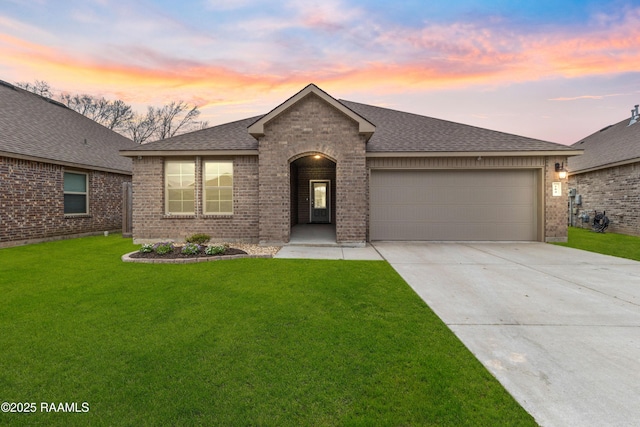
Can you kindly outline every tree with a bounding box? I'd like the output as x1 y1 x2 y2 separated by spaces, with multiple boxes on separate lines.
153 101 202 140
14 80 52 98
58 93 134 132
126 107 159 145
16 80 207 143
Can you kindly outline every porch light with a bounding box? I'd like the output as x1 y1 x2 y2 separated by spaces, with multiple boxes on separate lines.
314 155 321 159
555 162 568 179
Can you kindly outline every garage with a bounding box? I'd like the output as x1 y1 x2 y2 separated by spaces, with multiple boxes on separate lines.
370 169 539 241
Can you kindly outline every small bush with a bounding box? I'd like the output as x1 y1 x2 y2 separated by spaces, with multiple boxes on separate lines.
186 233 211 245
153 242 174 255
181 242 201 255
205 245 226 256
139 244 154 253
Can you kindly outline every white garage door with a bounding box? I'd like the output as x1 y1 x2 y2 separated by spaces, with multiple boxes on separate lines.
370 169 538 241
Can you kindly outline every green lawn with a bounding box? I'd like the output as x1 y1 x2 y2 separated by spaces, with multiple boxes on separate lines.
0 236 535 426
553 226 640 261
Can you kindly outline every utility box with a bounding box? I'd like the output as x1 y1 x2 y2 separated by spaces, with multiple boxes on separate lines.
575 194 582 205
568 188 577 197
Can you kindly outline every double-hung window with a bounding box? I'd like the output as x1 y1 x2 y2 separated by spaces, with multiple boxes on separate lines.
203 161 233 215
64 171 88 215
165 161 195 214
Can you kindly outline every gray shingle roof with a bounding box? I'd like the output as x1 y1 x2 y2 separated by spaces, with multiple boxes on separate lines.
129 115 263 151
0 81 136 174
122 90 578 155
569 117 640 173
341 100 576 153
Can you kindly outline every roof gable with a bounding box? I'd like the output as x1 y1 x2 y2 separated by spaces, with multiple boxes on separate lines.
122 83 581 156
569 116 640 173
0 80 137 174
248 84 375 140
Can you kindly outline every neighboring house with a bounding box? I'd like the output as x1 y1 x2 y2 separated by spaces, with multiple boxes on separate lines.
120 84 581 245
0 80 138 248
568 105 640 236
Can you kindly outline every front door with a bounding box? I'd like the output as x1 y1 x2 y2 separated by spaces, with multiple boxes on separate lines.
310 180 330 223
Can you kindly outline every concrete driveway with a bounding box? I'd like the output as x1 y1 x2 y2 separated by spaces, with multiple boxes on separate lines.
373 242 640 427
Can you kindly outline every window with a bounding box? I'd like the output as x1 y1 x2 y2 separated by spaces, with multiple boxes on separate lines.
203 161 233 214
165 161 195 214
64 172 88 215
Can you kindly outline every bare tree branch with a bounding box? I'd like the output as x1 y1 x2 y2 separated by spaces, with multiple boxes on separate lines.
14 80 52 98
17 80 207 144
126 107 158 144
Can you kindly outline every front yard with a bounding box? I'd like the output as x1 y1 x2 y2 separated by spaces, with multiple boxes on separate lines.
0 235 534 426
554 226 640 261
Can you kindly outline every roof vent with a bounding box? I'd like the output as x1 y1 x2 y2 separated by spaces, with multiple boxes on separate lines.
629 104 639 126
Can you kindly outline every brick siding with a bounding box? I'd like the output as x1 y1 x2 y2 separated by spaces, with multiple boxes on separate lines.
545 156 570 242
131 155 260 243
0 156 130 248
257 93 368 244
568 162 640 236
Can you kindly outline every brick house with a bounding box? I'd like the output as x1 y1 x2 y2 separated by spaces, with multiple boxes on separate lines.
0 80 137 248
568 105 640 235
121 84 582 245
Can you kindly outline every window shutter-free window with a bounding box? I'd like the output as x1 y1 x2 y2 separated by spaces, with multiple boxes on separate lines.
64 172 88 214
204 161 233 214
165 161 195 214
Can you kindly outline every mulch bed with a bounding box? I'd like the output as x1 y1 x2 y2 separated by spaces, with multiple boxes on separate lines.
129 247 247 260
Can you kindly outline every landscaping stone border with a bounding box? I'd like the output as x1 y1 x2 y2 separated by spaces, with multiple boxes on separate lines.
121 251 273 264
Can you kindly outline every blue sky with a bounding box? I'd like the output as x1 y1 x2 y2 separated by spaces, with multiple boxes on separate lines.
1 0 640 144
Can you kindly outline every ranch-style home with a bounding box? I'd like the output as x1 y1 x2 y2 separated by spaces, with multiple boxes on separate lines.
121 84 582 245
0 80 137 248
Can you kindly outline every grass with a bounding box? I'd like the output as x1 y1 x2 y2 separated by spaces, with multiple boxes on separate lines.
0 235 535 426
553 226 640 261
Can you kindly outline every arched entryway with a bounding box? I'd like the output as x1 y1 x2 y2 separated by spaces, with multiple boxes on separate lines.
289 154 337 243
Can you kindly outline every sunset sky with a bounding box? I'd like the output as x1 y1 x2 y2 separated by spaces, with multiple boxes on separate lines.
1 0 640 144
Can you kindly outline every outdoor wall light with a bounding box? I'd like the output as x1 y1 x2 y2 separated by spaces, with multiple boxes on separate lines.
314 154 321 159
555 162 568 179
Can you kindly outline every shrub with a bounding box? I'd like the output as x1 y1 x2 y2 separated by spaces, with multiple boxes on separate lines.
181 242 201 255
139 244 154 253
153 242 174 255
186 233 211 245
205 245 226 256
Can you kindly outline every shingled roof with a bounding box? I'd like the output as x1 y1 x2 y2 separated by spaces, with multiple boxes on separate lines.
569 114 640 174
0 81 136 174
124 115 263 153
121 85 579 156
342 100 577 153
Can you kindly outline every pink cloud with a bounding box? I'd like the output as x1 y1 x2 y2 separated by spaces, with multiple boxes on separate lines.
2 4 640 113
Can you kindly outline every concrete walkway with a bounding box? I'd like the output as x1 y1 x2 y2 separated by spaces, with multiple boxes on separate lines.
275 244 383 260
373 242 640 427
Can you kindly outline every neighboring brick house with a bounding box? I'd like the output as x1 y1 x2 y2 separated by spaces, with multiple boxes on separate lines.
568 105 640 236
0 80 138 248
121 84 582 245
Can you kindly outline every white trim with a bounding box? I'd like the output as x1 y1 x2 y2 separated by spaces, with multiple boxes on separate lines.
309 179 331 223
63 170 89 215
202 160 234 215
164 160 196 215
